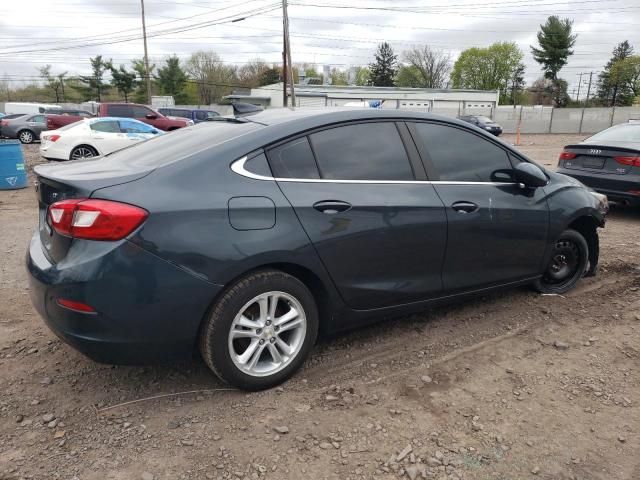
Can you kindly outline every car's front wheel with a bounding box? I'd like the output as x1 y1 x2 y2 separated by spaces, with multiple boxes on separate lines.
199 270 318 390
534 229 589 294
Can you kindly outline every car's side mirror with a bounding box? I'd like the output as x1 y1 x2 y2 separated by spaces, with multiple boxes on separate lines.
145 113 158 119
514 162 548 188
151 129 159 134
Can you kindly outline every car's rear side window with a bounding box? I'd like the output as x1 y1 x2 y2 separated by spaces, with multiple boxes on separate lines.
91 120 120 133
106 105 132 117
309 123 414 180
268 137 320 179
412 123 512 182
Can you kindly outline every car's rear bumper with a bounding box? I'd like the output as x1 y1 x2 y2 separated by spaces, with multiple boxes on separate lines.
26 232 223 364
557 168 640 205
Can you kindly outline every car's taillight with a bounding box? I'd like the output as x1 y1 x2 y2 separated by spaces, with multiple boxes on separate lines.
614 156 640 167
57 298 96 313
559 151 577 161
48 134 61 142
0 120 7 126
48 199 148 241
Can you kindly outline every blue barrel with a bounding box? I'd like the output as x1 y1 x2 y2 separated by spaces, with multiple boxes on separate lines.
0 140 28 190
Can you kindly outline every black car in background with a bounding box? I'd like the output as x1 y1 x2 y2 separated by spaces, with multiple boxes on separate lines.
557 122 640 206
458 115 503 136
158 107 220 123
27 109 606 390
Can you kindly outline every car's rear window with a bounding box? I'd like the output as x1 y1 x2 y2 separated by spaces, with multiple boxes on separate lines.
587 124 640 143
102 121 263 168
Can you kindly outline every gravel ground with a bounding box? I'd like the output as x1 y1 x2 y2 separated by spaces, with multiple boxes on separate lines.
1 135 639 480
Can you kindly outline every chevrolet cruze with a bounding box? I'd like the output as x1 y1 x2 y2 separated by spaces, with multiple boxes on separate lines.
27 109 607 390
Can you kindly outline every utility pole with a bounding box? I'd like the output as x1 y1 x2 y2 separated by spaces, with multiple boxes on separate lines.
579 71 594 134
576 72 583 101
282 21 287 107
283 0 295 107
140 0 152 105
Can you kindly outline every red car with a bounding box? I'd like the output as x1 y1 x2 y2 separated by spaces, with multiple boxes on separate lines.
46 103 192 131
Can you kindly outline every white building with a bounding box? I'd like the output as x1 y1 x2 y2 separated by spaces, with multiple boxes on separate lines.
225 83 500 116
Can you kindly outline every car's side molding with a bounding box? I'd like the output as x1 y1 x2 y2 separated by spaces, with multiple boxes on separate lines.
231 156 518 187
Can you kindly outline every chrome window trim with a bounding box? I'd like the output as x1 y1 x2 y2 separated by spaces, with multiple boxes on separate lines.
231 156 517 187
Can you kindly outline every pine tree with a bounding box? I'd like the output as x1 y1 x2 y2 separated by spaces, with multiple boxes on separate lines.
597 41 634 106
156 56 188 104
531 16 577 80
369 42 398 87
109 65 137 103
77 55 112 101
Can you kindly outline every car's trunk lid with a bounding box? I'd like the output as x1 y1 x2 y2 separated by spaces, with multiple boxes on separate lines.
35 159 154 264
559 143 640 175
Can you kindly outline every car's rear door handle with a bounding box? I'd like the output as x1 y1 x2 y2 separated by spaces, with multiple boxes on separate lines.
451 201 479 214
313 200 352 214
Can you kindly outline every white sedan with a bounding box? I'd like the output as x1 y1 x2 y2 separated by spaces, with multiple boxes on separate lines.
40 117 163 161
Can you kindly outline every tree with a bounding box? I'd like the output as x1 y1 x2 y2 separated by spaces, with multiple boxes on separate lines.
186 51 237 104
529 77 570 106
38 65 66 103
155 55 188 104
77 55 112 101
109 65 137 102
369 42 398 87
350 66 370 86
330 68 348 86
531 16 577 80
396 65 423 88
237 59 270 88
597 41 635 106
131 58 156 104
402 46 451 88
507 63 526 105
259 67 281 86
451 42 523 93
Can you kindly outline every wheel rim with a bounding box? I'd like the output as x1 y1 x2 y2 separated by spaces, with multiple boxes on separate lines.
71 147 95 160
543 239 581 285
228 291 307 377
20 131 32 143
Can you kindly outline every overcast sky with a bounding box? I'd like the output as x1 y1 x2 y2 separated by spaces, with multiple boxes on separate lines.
1 0 639 99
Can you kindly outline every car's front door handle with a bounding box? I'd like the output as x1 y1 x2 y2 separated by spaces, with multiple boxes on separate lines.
451 201 479 214
313 200 352 214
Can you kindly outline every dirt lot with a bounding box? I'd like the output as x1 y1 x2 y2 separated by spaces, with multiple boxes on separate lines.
1 135 639 480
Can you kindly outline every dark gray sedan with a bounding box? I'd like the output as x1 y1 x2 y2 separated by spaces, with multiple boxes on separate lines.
27 109 606 390
2 114 48 143
557 122 640 206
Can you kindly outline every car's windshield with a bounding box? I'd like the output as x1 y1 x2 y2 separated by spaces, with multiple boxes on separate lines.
586 124 640 143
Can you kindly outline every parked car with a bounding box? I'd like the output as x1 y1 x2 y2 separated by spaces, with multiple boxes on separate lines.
557 122 640 206
27 109 607 390
0 113 27 137
46 103 192 131
458 115 503 136
158 107 220 123
2 114 47 143
44 108 95 117
3 102 62 115
40 117 163 161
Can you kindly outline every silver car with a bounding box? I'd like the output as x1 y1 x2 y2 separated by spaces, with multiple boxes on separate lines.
2 114 48 144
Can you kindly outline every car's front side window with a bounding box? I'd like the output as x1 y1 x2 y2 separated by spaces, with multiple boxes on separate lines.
412 123 512 182
309 122 414 181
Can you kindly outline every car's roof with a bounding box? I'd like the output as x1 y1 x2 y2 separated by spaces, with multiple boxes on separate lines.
244 107 471 128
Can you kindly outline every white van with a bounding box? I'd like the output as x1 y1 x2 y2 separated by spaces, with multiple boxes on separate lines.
3 102 62 115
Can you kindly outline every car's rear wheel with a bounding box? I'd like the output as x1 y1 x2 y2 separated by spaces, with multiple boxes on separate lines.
70 145 98 160
18 130 34 144
534 229 588 294
199 270 318 390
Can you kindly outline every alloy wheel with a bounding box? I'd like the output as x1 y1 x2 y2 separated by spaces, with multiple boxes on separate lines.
71 147 96 160
228 291 307 377
19 131 33 144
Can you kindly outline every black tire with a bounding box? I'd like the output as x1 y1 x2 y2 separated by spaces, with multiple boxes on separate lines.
69 145 98 160
533 229 589 294
18 130 34 144
199 270 319 391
